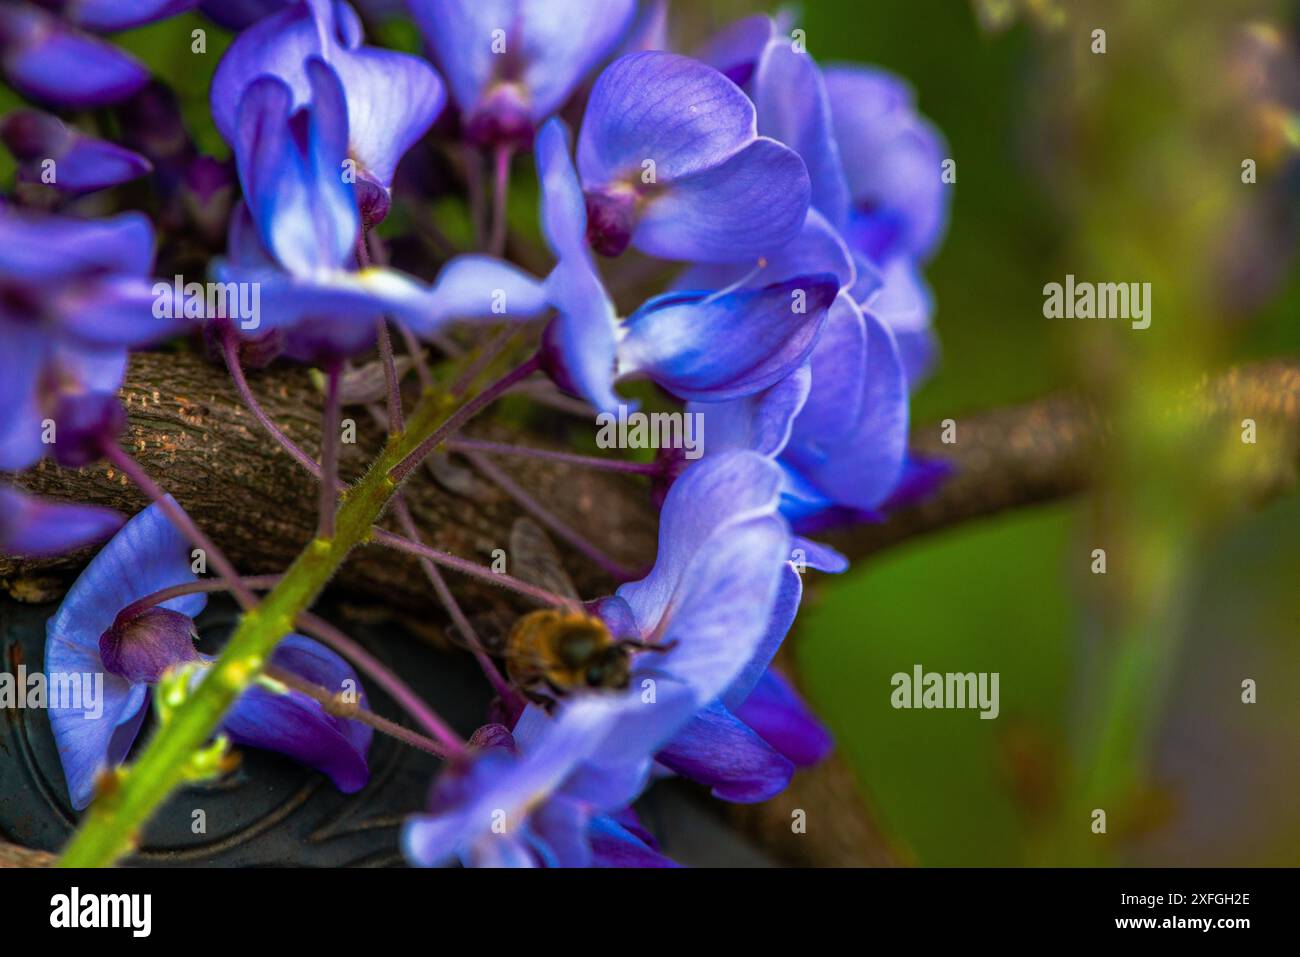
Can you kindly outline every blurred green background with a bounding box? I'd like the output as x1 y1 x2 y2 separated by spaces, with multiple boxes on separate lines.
3 0 1296 866
782 0 1300 866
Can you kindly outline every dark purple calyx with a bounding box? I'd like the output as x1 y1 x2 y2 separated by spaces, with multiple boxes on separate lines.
50 392 126 468
99 606 201 685
181 156 235 243
463 84 534 150
584 186 638 258
537 316 584 399
355 169 390 228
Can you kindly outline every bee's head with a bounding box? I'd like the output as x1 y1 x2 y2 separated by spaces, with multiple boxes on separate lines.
584 644 631 690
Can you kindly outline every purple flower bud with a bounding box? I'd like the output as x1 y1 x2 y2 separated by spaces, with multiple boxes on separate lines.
50 392 125 468
462 83 535 150
99 606 201 684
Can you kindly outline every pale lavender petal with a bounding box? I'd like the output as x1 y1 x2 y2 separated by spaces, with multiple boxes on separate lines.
615 451 783 631
633 137 810 263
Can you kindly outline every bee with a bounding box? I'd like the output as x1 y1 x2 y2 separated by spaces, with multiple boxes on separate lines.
465 518 669 708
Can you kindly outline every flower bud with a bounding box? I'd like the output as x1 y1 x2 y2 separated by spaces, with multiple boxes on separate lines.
99 606 201 685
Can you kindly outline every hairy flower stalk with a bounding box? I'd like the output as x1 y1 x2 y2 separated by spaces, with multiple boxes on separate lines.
220 326 322 478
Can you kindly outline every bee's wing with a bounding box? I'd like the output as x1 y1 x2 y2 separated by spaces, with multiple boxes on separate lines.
453 608 511 658
509 517 581 604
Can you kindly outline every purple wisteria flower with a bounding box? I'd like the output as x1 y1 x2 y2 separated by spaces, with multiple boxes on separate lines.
211 10 446 361
442 118 835 413
577 51 811 261
0 1 195 108
0 486 124 558
404 451 793 866
211 0 445 223
0 209 188 470
45 500 373 810
408 0 638 148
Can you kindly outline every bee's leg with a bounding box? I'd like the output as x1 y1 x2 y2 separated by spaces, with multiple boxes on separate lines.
522 683 559 713
621 638 679 654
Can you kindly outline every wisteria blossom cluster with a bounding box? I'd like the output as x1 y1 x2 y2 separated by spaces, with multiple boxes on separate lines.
0 0 949 867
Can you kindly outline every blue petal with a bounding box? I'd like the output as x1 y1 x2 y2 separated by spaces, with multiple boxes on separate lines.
234 64 359 275
537 118 588 260
792 536 849 573
199 0 287 31
579 52 758 187
55 276 194 349
688 363 811 458
577 52 810 261
529 795 592 867
403 698 629 867
215 253 439 348
633 137 810 263
0 487 124 558
427 255 550 328
0 5 148 108
722 561 802 711
0 210 154 281
650 512 790 709
675 208 856 297
695 14 776 88
784 291 866 448
619 275 835 402
535 118 621 411
753 39 850 229
825 65 949 262
862 257 938 388
785 295 909 510
45 500 206 808
0 322 47 471
657 700 794 802
516 0 638 119
414 0 636 123
405 0 500 115
588 815 678 867
220 634 373 793
734 668 834 767
323 32 444 189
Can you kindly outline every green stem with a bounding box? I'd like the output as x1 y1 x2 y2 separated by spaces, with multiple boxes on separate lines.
58 389 458 867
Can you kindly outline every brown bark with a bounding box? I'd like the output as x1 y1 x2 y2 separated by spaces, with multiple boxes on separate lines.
3 352 1298 867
